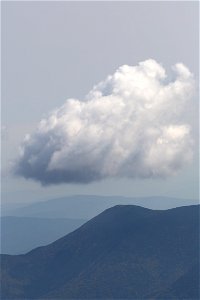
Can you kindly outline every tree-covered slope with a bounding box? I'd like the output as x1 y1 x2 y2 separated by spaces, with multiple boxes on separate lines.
1 205 199 299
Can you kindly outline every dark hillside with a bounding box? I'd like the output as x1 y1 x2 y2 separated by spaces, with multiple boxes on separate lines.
1 205 199 299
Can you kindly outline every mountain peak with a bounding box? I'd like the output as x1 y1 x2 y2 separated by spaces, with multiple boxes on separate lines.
1 204 199 299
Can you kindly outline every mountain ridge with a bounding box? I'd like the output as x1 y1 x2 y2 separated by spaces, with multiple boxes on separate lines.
1 204 199 299
2 195 198 219
0 216 86 254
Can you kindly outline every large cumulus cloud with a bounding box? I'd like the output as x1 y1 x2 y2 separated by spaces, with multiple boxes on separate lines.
14 59 194 185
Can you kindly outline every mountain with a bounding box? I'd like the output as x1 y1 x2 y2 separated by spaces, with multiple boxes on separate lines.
0 217 86 254
2 195 198 219
1 205 199 299
151 264 199 299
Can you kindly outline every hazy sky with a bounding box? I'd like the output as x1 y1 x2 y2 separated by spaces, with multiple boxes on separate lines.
1 1 199 204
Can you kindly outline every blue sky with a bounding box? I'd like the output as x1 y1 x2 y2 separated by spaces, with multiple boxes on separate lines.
1 2 199 204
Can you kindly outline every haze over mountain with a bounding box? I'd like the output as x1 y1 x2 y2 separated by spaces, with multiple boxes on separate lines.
2 195 197 255
1 204 199 299
2 195 198 219
0 217 86 255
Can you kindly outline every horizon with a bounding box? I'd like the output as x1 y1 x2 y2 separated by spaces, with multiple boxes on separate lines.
2 193 199 205
2 194 199 212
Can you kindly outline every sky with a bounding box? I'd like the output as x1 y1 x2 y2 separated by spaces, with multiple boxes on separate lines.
1 1 199 204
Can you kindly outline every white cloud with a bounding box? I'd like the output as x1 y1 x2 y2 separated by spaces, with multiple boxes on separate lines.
14 59 194 184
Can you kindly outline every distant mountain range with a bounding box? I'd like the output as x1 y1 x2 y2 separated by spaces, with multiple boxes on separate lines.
1 204 199 299
0 217 86 254
2 195 198 255
2 195 198 219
